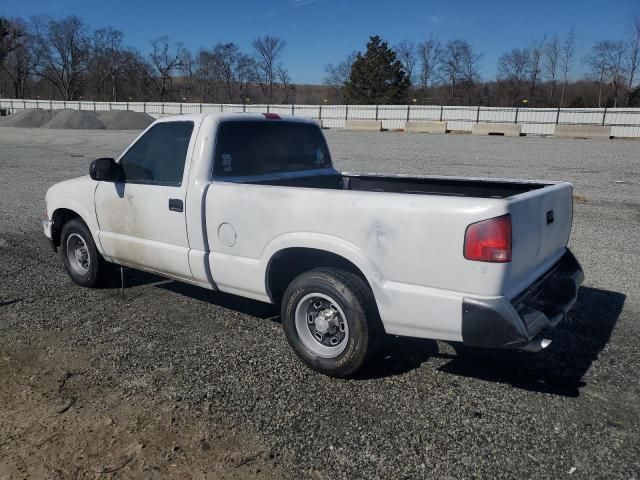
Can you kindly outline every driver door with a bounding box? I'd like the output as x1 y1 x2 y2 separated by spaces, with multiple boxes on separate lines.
95 120 195 280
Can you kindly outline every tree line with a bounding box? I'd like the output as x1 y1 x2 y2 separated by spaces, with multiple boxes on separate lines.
0 16 290 104
327 20 640 107
1 14 639 107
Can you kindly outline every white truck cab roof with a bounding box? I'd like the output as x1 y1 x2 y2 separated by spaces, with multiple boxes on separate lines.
152 112 319 126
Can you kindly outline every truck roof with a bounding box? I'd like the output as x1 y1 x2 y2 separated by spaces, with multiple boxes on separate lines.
153 112 319 126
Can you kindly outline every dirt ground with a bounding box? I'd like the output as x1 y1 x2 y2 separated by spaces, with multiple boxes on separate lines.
0 333 284 479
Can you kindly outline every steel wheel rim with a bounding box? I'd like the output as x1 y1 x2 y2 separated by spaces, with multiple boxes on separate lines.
66 232 90 276
295 293 349 358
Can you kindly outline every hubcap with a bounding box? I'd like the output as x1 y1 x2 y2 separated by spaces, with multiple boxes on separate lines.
66 233 90 276
295 293 349 358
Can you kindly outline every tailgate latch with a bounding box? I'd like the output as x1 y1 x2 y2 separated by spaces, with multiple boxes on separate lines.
546 210 554 224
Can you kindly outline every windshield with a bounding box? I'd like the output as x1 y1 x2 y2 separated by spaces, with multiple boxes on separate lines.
213 120 332 178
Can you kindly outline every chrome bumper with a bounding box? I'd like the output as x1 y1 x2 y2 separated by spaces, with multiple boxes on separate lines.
42 218 57 252
42 218 53 239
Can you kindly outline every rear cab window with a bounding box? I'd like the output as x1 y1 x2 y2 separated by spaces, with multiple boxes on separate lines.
213 120 332 179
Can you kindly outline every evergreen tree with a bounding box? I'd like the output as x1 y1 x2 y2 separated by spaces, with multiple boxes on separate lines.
344 35 410 104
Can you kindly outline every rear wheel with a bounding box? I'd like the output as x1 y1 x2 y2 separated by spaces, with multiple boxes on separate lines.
60 219 112 287
281 267 379 377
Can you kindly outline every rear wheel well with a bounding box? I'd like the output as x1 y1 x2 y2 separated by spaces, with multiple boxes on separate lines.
266 248 374 304
51 209 82 248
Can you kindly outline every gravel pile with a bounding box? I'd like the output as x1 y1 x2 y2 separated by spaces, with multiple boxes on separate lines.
41 109 105 129
0 108 154 130
0 129 638 479
98 110 154 130
0 108 54 127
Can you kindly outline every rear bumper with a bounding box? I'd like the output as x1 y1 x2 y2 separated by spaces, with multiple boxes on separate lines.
461 249 584 351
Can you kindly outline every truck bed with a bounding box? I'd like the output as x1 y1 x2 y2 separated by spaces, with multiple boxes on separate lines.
230 169 573 301
241 172 549 199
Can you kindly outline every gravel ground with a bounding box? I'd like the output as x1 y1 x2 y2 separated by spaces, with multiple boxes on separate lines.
0 127 639 479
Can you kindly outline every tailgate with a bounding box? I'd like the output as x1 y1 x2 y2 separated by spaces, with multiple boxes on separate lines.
505 182 574 299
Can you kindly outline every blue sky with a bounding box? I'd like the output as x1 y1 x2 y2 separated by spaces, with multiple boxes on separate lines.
2 0 637 84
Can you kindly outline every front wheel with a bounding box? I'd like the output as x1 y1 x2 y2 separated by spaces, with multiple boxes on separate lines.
281 267 379 377
60 219 112 288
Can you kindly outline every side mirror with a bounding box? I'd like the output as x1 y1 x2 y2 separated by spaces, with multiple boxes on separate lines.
90 158 119 181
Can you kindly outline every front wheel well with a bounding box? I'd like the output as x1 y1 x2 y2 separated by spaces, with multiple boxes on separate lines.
51 208 82 248
266 248 374 304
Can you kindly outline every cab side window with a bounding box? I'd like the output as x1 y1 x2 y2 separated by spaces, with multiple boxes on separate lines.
119 121 194 186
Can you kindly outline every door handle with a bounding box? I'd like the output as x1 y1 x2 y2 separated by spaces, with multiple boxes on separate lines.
168 198 183 212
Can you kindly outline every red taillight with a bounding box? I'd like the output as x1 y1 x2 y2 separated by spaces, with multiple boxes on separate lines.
464 214 512 263
262 113 281 120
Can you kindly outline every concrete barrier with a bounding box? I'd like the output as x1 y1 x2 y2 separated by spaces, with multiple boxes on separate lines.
554 125 612 139
405 121 447 134
345 120 383 132
472 122 522 137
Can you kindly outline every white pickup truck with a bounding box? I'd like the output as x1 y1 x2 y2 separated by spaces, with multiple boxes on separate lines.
43 113 584 376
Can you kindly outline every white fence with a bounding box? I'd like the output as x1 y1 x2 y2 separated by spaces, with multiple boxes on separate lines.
1 98 639 137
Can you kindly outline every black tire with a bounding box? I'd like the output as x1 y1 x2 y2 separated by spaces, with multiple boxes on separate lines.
60 218 112 288
281 267 380 377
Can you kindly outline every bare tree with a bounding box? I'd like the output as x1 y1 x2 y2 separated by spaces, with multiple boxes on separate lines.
584 42 609 107
30 16 90 100
91 27 135 101
603 41 628 107
90 28 114 100
323 52 356 101
559 29 576 107
192 50 217 101
438 40 466 100
584 41 628 107
1 18 37 98
0 18 10 67
437 40 480 103
395 40 417 84
121 51 156 101
178 46 197 101
498 48 531 105
277 65 292 103
236 54 257 104
528 36 546 100
252 35 286 102
544 35 561 105
459 41 482 104
149 36 182 102
110 50 143 101
211 43 241 102
0 18 19 70
626 17 640 105
417 37 441 101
